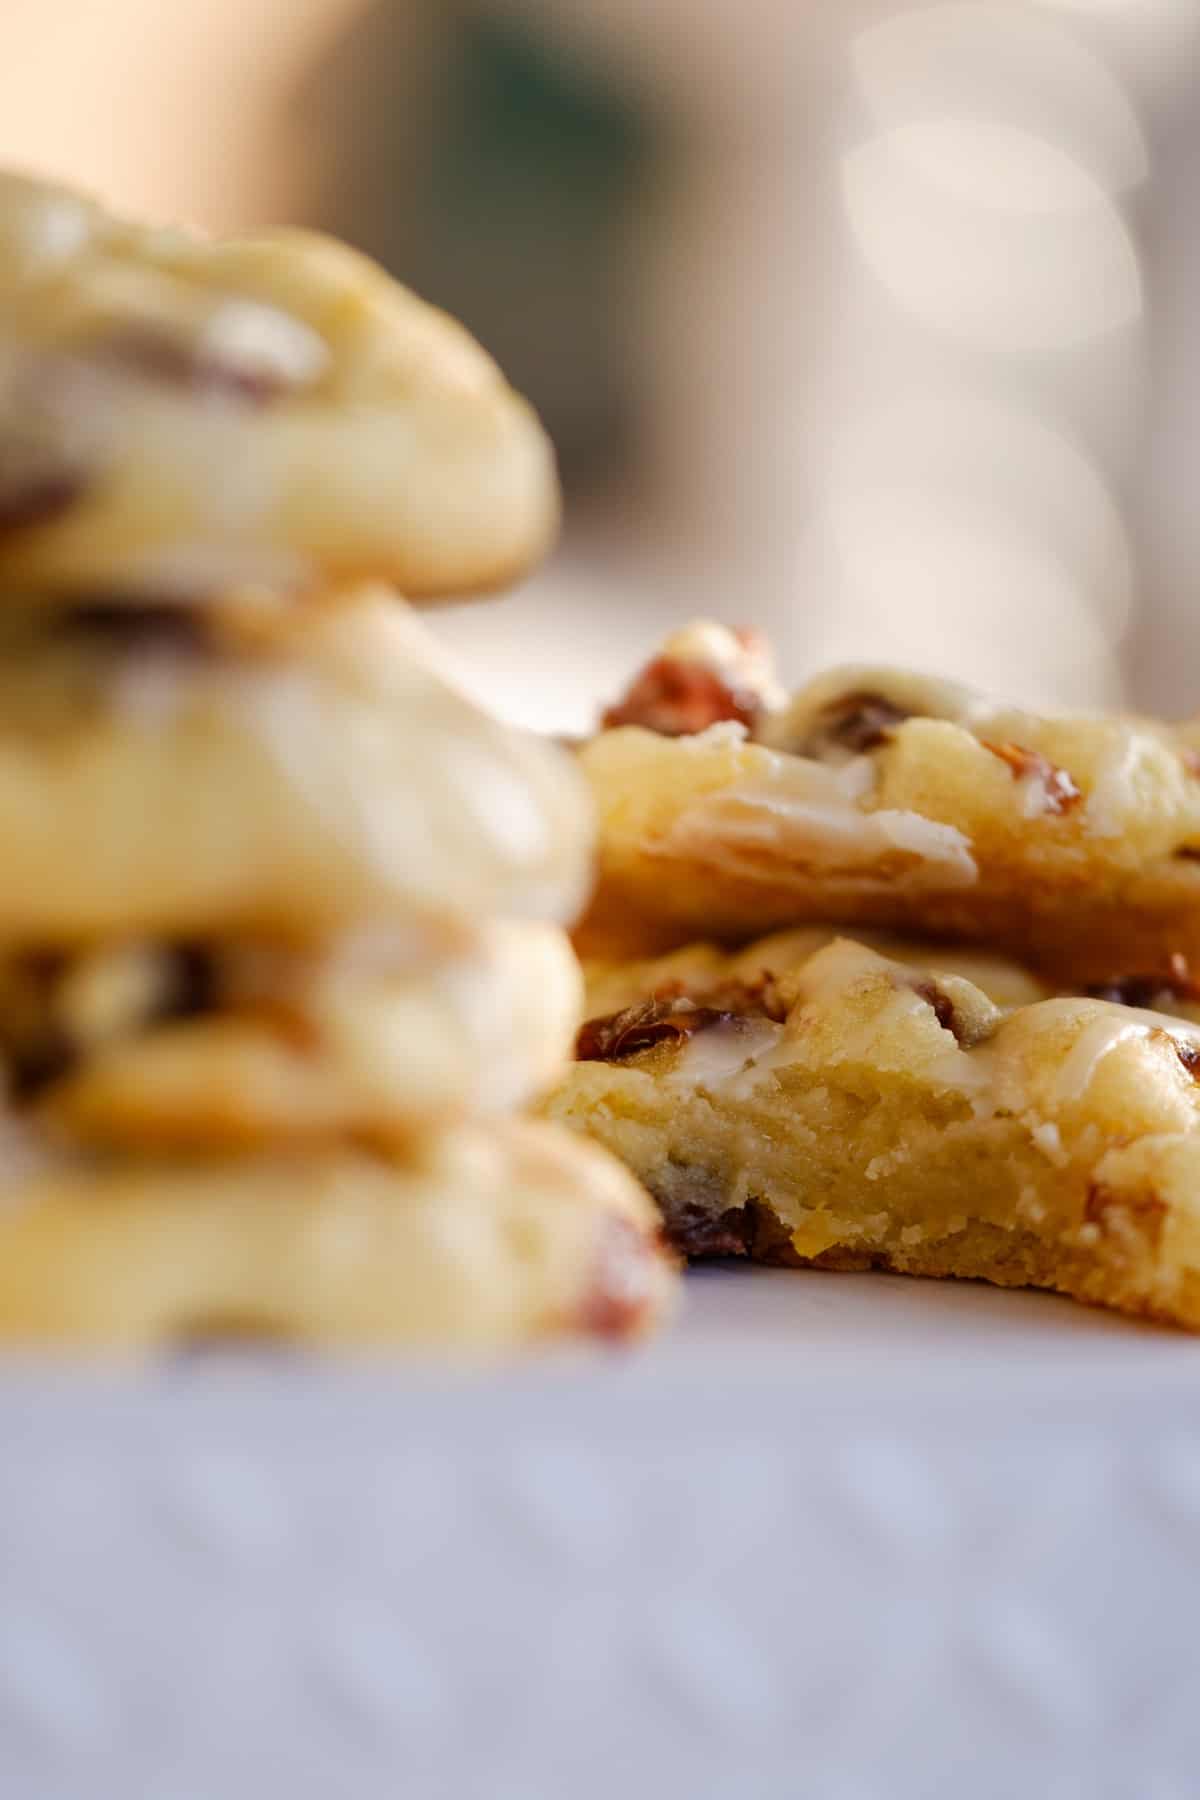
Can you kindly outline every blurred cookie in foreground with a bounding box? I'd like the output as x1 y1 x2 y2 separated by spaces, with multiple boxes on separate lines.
577 622 1200 984
0 169 558 601
0 1118 673 1350
1 921 581 1150
0 169 678 1358
546 936 1200 1329
0 591 590 941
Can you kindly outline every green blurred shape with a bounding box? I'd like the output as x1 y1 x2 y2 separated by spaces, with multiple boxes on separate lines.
410 9 661 488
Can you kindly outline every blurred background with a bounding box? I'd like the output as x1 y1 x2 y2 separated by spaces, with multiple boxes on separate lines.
2 0 1197 728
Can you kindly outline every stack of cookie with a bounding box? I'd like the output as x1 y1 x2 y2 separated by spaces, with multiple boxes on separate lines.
549 622 1200 1329
0 170 674 1348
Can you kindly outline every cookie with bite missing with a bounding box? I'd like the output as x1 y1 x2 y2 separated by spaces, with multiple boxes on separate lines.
576 622 1200 985
0 170 558 601
0 1116 675 1349
546 936 1200 1329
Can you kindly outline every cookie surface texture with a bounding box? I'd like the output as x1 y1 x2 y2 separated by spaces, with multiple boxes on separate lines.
0 171 559 600
547 936 1200 1328
0 593 591 940
0 1118 673 1349
578 628 1200 983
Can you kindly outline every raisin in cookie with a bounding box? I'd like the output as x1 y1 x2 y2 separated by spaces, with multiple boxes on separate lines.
0 1117 674 1349
576 626 1200 984
0 591 589 940
0 170 558 600
0 920 580 1149
546 936 1200 1329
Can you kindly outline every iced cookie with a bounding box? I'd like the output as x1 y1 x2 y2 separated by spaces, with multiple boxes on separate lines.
581 923 1054 1021
0 921 581 1149
547 936 1200 1329
0 591 590 940
577 627 1200 984
0 1116 673 1349
0 170 558 600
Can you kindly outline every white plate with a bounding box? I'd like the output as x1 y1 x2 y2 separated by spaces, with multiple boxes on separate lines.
2 1265 1198 1799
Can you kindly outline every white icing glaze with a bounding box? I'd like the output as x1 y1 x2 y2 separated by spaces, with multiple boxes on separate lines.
962 997 1200 1121
664 753 977 886
788 940 990 1095
23 192 92 270
664 942 1200 1164
203 299 330 389
789 937 894 1001
1090 999 1200 1044
1016 766 1056 819
1052 1014 1145 1103
1082 734 1151 838
1030 1121 1067 1167
870 810 977 881
1006 997 1200 1105
671 1017 784 1088
0 175 94 277
834 755 877 801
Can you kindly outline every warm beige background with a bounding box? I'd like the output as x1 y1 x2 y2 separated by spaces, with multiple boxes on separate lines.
0 0 362 229
0 0 1196 728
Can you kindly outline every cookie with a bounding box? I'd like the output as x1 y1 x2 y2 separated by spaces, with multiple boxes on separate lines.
577 627 1200 983
0 1116 674 1348
0 591 590 940
0 171 559 601
546 937 1200 1329
581 923 1053 1021
0 920 580 1149
580 925 1200 1046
